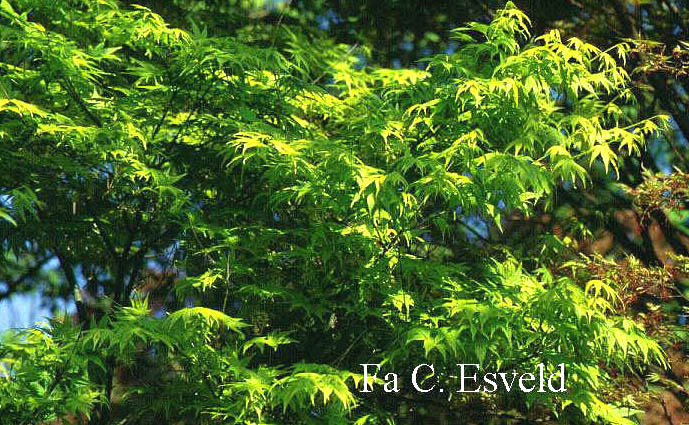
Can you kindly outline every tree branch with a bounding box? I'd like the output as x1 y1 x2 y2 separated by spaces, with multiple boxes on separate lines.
59 78 103 128
0 257 51 301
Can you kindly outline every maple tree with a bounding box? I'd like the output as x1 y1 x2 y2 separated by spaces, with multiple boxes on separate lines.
0 1 683 424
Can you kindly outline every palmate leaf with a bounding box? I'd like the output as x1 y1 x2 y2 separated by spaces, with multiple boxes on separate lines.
273 364 362 413
243 332 296 354
167 307 248 334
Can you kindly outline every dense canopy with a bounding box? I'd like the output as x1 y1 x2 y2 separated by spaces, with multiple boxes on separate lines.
1 1 688 424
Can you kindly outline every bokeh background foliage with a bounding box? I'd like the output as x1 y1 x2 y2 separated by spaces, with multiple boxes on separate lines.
1 0 689 424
